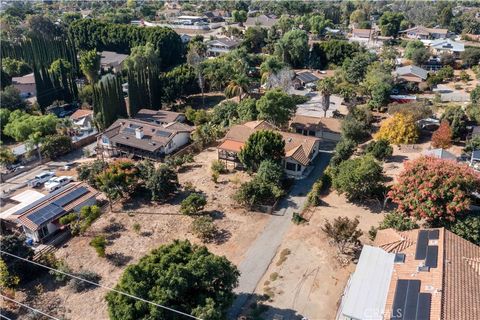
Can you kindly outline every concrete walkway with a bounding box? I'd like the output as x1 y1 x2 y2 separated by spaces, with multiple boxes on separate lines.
228 152 332 319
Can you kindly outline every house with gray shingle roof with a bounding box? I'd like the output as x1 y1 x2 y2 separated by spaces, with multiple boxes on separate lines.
395 65 429 83
97 110 193 160
430 38 465 56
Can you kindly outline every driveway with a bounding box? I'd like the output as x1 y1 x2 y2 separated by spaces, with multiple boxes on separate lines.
1 142 97 195
228 152 332 319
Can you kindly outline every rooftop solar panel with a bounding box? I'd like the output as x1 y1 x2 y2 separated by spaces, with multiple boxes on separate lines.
425 245 438 268
122 127 136 134
415 230 429 260
27 203 65 226
155 130 172 137
428 229 439 240
53 187 89 207
391 279 409 319
403 280 420 320
297 72 319 83
416 293 432 320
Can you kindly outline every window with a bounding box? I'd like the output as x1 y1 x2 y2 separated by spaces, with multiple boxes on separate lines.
295 128 303 134
308 130 316 136
39 225 49 239
102 136 109 144
285 162 297 171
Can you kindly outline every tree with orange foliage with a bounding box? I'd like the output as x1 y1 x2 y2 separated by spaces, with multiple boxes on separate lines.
374 112 419 145
388 156 480 223
96 160 139 209
431 121 452 149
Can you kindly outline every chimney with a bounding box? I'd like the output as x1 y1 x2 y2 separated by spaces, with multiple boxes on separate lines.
135 128 144 139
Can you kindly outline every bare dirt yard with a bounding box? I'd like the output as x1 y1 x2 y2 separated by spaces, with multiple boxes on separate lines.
14 147 270 320
242 192 384 320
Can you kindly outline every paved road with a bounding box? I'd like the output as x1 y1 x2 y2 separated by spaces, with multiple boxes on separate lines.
228 152 332 319
1 142 96 195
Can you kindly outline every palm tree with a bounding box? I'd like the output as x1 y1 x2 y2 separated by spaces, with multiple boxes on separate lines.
26 132 43 162
224 75 250 101
260 56 285 84
186 44 206 108
317 77 335 117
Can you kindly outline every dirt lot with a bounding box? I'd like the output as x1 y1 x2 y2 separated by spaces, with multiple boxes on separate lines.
238 191 383 320
16 148 270 320
382 140 464 182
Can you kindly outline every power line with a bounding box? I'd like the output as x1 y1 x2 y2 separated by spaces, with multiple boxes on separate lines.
0 250 202 320
0 314 13 320
0 294 60 320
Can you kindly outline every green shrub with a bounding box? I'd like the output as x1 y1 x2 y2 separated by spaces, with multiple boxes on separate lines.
211 171 220 183
379 211 419 231
234 178 284 208
190 216 217 242
292 212 307 224
305 179 324 207
59 213 78 225
211 160 226 174
40 135 73 160
49 260 72 283
180 193 207 215
80 205 102 228
330 138 356 167
331 155 386 201
90 235 107 257
132 223 141 233
365 139 393 161
256 160 284 186
68 270 101 292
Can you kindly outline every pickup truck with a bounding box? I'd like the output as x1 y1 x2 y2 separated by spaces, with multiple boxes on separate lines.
28 171 55 188
44 176 73 192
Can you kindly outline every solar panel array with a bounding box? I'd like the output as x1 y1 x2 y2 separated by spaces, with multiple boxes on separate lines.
414 230 439 269
27 203 65 226
415 230 429 260
391 279 432 320
53 187 89 207
297 72 319 83
155 130 172 138
122 127 136 134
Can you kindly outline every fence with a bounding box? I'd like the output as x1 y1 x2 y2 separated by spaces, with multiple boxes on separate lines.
72 134 97 149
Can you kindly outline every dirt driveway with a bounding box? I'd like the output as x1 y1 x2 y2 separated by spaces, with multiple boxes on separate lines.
245 192 384 320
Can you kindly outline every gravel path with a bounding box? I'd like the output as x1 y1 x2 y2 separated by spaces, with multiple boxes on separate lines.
228 152 332 319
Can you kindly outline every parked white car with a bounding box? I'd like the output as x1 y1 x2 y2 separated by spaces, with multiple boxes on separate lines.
44 176 73 192
28 171 55 188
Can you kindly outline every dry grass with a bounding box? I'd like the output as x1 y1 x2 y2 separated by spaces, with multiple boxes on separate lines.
21 148 270 320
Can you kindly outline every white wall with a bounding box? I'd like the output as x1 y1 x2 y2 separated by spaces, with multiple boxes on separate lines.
284 157 306 177
164 132 190 154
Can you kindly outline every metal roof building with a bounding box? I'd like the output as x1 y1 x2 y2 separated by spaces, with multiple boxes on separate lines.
338 245 395 320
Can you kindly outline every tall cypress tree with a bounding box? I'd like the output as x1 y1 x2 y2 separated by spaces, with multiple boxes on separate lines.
93 74 127 129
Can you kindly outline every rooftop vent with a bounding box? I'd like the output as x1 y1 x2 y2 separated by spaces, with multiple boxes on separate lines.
135 128 144 139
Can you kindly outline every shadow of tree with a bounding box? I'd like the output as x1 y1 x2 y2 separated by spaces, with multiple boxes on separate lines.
106 252 133 267
388 154 408 163
103 222 126 233
213 229 231 245
230 293 307 320
207 210 225 220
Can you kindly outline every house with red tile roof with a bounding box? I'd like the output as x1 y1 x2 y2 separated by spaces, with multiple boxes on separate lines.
217 120 321 178
337 228 480 320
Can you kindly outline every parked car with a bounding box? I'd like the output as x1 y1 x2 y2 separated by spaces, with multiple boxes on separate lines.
28 171 55 188
44 176 73 192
